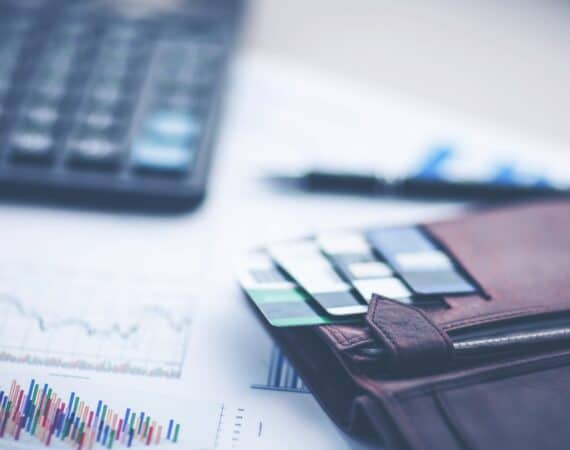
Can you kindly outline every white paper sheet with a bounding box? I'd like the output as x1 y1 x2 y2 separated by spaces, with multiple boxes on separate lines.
0 51 566 450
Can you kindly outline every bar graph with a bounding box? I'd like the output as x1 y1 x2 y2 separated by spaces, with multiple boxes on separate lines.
0 379 262 450
0 262 194 378
0 379 180 449
251 346 309 394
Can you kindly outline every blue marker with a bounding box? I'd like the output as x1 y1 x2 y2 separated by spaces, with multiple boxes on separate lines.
167 419 174 440
123 408 130 432
96 400 102 420
25 379 34 417
67 392 75 417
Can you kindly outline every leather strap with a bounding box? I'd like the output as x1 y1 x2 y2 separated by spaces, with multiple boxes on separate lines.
366 295 454 372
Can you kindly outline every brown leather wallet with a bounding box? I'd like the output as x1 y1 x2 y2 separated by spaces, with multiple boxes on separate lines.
263 200 570 450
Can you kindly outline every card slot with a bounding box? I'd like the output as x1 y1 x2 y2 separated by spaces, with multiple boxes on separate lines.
450 312 570 341
421 202 570 332
419 225 489 300
366 225 479 299
322 299 570 374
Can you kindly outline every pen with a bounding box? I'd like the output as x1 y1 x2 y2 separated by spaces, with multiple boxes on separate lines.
267 169 569 201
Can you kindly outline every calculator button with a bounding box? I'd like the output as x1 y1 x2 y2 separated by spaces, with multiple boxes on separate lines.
132 138 195 174
92 88 122 106
24 106 59 127
146 111 201 140
88 91 124 111
83 112 115 130
68 137 122 169
10 130 55 162
79 114 128 137
400 270 476 296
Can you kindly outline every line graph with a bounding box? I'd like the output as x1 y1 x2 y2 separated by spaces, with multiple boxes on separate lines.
0 296 191 340
0 262 194 378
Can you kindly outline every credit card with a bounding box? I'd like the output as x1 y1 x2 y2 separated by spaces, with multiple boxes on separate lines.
268 241 368 316
366 226 477 296
238 251 358 327
240 226 480 328
317 232 412 304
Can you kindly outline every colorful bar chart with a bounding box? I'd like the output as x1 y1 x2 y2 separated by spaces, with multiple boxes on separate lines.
251 347 309 394
0 379 180 448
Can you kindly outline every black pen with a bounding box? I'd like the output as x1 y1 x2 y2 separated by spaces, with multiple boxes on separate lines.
267 169 569 201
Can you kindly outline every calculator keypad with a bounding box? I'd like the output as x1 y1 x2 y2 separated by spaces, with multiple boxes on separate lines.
0 0 240 208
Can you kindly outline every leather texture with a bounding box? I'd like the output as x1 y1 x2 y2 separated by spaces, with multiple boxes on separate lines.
366 296 454 372
424 200 570 332
263 200 570 450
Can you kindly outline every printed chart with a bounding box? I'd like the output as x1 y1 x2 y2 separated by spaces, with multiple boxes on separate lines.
251 347 309 394
0 262 194 378
0 378 260 449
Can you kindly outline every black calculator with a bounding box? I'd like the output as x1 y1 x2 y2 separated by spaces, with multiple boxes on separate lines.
0 0 243 211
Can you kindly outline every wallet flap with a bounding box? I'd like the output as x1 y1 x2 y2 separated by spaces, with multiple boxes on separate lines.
423 200 570 332
365 296 454 371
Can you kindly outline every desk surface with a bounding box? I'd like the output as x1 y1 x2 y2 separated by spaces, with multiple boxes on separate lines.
243 0 570 150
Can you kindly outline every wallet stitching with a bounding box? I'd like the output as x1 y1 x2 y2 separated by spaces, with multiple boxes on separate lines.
413 305 454 354
369 300 399 357
342 336 374 345
440 306 570 330
395 350 570 400
344 336 373 345
341 335 374 346
321 326 374 349
369 298 453 360
323 326 348 346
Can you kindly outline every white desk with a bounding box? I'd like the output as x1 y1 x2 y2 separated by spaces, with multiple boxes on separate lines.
243 0 570 150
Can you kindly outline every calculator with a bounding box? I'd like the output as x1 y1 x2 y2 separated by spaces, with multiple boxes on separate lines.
0 0 244 211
